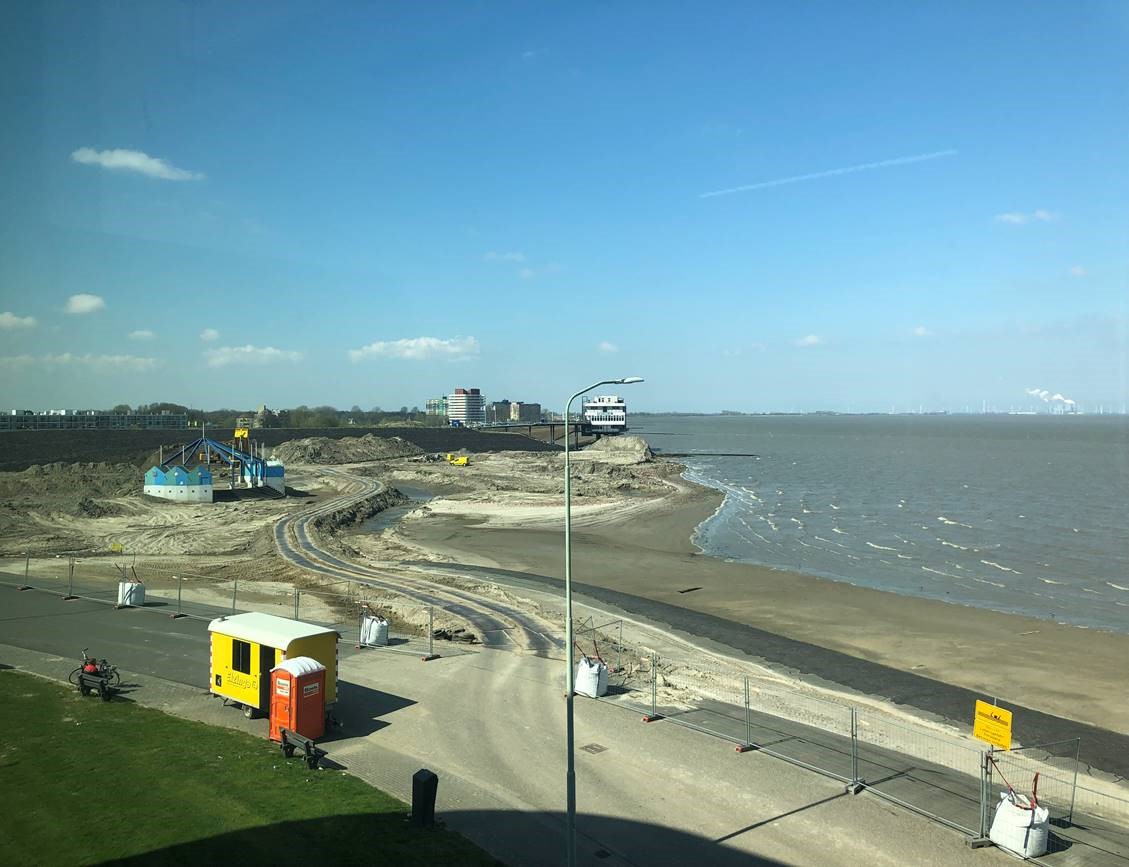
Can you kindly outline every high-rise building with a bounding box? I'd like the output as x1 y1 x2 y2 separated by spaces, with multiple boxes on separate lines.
448 388 485 425
425 396 448 417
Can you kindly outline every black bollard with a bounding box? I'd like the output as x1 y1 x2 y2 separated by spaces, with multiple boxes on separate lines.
412 768 438 827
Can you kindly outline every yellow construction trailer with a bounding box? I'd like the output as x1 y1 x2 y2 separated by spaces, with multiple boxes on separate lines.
207 612 339 719
445 453 469 466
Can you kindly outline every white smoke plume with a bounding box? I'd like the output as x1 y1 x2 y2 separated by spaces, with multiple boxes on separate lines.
1026 387 1076 406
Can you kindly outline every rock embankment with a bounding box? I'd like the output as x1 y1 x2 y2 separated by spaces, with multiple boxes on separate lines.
272 434 423 464
311 487 410 533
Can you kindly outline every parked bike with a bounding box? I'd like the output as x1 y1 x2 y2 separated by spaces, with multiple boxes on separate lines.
67 648 120 688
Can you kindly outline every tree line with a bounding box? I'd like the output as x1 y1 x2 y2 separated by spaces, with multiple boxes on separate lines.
108 403 447 430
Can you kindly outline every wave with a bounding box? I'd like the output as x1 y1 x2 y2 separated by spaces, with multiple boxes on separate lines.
1039 578 1066 585
831 527 847 535
866 542 899 552
937 516 974 529
790 517 804 528
829 504 840 510
973 577 1007 588
922 566 962 580
1107 582 1129 592
938 539 970 551
981 559 1022 575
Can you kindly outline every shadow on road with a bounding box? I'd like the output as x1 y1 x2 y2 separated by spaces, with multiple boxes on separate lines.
324 679 416 741
102 809 788 866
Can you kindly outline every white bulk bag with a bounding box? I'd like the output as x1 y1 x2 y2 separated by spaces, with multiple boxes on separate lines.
117 581 145 606
989 792 1050 858
360 613 389 646
574 657 608 698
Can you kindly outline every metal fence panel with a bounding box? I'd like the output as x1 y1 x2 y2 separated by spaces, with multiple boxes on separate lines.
854 711 985 834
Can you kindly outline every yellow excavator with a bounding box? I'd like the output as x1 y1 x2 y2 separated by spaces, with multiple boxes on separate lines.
445 453 468 466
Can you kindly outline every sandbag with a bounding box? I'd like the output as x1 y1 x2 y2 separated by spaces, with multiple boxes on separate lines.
574 657 608 698
989 792 1049 858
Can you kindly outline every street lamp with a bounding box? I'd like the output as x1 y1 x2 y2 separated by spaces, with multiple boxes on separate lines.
563 375 643 867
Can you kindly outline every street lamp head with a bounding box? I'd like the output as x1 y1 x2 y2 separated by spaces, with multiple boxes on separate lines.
618 376 644 384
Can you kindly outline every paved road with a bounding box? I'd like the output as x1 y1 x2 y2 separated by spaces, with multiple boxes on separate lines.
0 587 1020 867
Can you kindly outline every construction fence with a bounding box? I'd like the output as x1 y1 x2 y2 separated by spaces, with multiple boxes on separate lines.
1 556 460 660
4 556 1127 862
568 615 1129 863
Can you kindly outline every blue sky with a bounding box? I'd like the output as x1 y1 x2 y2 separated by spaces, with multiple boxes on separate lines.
1 1 1126 413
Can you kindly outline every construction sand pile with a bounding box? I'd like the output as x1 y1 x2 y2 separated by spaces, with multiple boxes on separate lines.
581 435 653 465
271 433 424 465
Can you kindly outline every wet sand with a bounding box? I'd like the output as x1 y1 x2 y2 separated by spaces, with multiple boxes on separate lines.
394 477 1129 738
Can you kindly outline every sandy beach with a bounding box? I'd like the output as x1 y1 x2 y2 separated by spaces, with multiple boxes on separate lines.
376 452 1129 738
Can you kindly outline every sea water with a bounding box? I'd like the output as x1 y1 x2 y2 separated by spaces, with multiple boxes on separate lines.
631 415 1129 633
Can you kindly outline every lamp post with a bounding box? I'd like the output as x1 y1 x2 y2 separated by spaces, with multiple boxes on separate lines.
563 375 643 867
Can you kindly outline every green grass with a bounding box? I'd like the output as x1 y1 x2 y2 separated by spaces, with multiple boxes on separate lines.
0 670 500 866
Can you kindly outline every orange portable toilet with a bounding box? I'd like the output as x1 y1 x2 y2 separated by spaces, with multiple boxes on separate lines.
269 656 326 743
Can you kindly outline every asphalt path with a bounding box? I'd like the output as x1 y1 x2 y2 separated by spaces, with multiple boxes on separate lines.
413 561 1129 779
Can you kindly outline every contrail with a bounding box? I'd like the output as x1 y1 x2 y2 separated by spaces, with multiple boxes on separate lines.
699 149 958 198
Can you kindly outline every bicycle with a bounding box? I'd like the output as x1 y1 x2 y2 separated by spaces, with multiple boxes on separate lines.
68 647 121 688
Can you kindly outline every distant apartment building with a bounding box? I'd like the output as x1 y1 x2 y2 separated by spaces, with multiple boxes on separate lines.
485 400 511 424
425 396 448 417
447 388 485 425
1 409 190 431
510 402 541 423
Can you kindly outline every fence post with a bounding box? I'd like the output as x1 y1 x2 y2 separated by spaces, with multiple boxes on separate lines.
293 588 300 619
967 749 994 847
231 577 238 613
175 575 183 617
1068 738 1080 825
67 557 75 599
422 605 439 661
642 652 660 722
735 676 755 753
25 553 30 581
846 707 862 794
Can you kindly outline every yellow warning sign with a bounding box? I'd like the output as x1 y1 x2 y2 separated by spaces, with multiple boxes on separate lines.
109 543 124 554
234 427 249 439
973 700 1013 750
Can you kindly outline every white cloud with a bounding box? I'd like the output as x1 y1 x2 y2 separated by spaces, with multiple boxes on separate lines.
794 334 823 347
483 251 525 263
200 328 220 342
348 336 480 362
71 147 204 181
598 341 618 353
205 345 304 368
518 267 536 280
129 329 156 341
64 294 106 314
1069 265 1087 277
913 325 931 336
994 209 1057 225
0 353 158 372
0 312 36 330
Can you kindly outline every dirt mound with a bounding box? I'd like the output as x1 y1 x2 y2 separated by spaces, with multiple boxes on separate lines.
271 434 424 465
0 462 139 500
581 435 653 464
